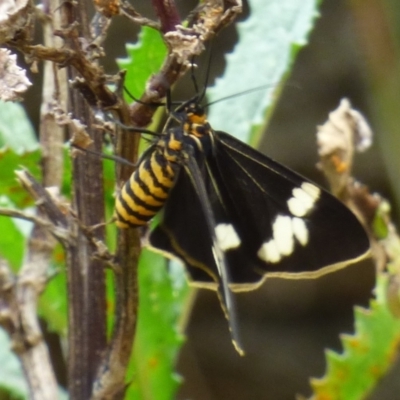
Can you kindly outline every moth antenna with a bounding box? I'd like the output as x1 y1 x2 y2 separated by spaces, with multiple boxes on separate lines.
204 84 276 108
166 88 174 114
199 44 213 103
70 143 137 167
204 81 301 108
116 121 162 137
190 56 200 96
123 86 165 107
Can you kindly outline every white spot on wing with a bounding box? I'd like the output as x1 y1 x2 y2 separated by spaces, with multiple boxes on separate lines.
257 239 281 263
287 197 306 217
292 217 308 246
273 216 294 256
287 182 321 217
215 223 241 251
301 182 321 200
257 214 310 264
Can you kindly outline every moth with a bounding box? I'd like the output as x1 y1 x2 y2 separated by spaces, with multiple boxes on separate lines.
115 97 370 354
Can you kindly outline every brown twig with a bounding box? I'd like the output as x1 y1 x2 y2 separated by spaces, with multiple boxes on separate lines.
60 3 109 399
151 0 181 33
316 98 387 272
0 2 69 395
0 167 70 400
0 259 58 400
127 0 243 127
91 76 142 399
120 1 161 31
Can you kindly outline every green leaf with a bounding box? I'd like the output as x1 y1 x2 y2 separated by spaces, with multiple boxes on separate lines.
372 201 391 240
0 196 29 270
0 148 41 209
126 249 189 400
308 274 400 400
117 26 167 101
207 0 321 146
0 146 41 270
0 329 28 399
38 251 68 337
0 101 38 154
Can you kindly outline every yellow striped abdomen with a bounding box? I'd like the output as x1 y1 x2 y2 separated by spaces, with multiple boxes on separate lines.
115 149 177 228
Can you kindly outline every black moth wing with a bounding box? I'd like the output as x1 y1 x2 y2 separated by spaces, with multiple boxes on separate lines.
148 129 370 292
205 131 370 290
148 154 243 352
147 127 369 354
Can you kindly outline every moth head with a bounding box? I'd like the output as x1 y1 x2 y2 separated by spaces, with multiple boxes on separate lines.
185 102 207 124
180 101 211 139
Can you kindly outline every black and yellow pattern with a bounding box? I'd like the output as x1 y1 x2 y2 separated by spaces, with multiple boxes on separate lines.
114 97 370 354
115 100 212 228
115 130 183 228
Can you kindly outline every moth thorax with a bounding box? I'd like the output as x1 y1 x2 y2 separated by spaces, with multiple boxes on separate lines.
187 111 206 125
163 132 183 162
184 120 211 138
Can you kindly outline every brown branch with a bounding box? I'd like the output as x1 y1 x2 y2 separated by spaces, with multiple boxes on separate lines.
151 0 181 33
0 207 69 241
120 2 161 30
127 0 243 128
91 229 140 400
0 208 52 225
58 2 109 399
0 259 58 400
93 0 120 19
18 14 117 109
16 170 68 230
9 9 70 397
0 168 70 399
316 98 378 259
91 89 141 400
